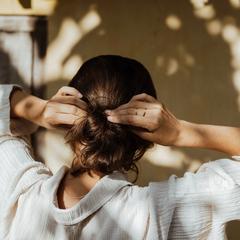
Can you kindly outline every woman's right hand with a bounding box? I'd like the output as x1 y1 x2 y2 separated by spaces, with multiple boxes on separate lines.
11 86 88 130
105 93 181 146
37 86 87 129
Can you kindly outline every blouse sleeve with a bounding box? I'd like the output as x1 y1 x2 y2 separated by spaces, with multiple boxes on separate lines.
148 157 240 239
0 84 52 205
174 158 240 221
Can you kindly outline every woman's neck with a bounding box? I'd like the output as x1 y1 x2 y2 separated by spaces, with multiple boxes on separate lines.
65 170 104 195
57 170 104 209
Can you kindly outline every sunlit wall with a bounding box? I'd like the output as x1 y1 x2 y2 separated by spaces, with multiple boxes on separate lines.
41 0 240 184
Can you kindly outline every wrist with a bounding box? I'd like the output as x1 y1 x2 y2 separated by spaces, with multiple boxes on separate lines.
10 89 47 125
173 120 201 147
27 98 47 126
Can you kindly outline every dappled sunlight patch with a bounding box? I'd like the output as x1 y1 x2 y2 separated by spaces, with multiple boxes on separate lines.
183 53 195 67
233 70 240 109
178 45 196 67
45 8 101 82
155 55 165 68
189 0 240 111
45 17 82 81
166 57 179 76
155 46 195 75
187 159 202 172
231 36 240 58
190 0 215 20
190 0 209 9
62 54 83 80
193 4 216 20
206 19 222 36
231 38 240 69
222 24 239 43
97 28 106 36
155 56 179 76
165 14 182 31
233 70 240 90
143 144 201 172
229 0 240 9
36 129 74 173
80 9 101 34
219 22 240 110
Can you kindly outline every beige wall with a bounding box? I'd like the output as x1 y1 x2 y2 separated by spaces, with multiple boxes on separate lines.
1 0 240 238
44 0 240 178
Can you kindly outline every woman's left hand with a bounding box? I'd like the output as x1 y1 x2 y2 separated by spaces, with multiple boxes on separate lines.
105 93 181 146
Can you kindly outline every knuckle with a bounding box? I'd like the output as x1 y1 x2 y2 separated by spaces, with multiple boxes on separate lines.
149 120 158 130
127 109 132 114
161 103 166 109
58 86 66 93
71 106 78 114
65 96 75 105
45 110 54 119
63 86 70 91
127 116 133 124
47 99 54 105
148 126 155 132
44 114 52 122
73 98 80 105
157 103 163 110
156 107 163 116
155 116 162 124
131 95 136 100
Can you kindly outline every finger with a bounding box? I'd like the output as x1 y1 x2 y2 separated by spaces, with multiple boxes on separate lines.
107 114 152 130
52 103 87 117
51 96 88 110
130 93 158 103
56 86 83 98
110 101 160 112
51 113 82 125
108 108 148 116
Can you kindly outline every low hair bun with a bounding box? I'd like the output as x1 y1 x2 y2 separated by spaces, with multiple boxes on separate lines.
66 103 137 177
66 55 157 181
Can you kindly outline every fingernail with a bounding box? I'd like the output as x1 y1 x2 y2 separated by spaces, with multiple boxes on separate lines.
107 116 113 121
105 110 111 114
78 93 83 98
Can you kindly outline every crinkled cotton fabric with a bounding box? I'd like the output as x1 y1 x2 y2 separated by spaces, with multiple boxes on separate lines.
0 84 240 240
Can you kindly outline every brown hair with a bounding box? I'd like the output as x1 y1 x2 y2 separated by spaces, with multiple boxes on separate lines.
66 55 157 181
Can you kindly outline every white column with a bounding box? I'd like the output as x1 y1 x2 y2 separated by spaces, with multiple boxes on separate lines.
0 15 47 97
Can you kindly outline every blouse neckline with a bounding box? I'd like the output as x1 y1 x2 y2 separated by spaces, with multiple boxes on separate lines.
47 165 133 225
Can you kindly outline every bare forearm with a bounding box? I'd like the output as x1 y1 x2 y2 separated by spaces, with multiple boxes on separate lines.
175 120 240 155
10 89 46 125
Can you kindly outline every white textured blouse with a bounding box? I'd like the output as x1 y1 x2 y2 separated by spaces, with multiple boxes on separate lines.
0 84 240 240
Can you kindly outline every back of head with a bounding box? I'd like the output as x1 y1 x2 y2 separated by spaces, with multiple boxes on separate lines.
66 55 157 180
